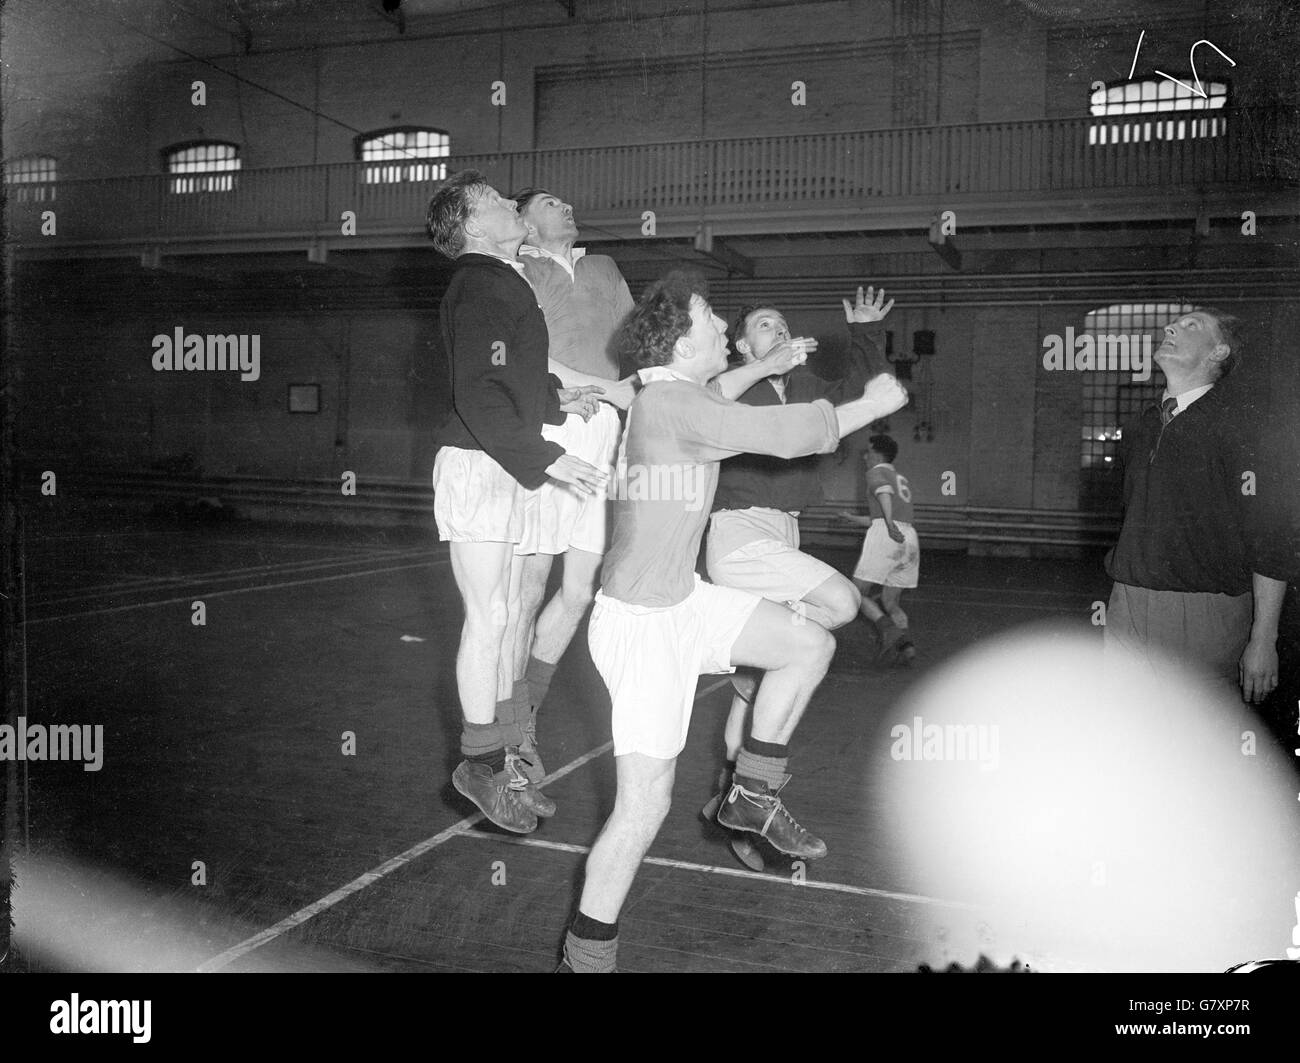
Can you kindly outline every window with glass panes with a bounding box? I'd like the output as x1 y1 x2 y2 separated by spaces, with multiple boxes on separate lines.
5 155 57 202
1089 78 1228 145
164 142 240 193
357 128 449 184
1079 303 1192 511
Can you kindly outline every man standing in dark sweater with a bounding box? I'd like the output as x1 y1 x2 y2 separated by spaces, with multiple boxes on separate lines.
426 171 606 834
1105 308 1291 704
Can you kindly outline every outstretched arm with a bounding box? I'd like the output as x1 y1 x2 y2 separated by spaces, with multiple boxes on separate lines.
798 286 894 404
842 284 894 379
550 359 637 410
713 338 817 399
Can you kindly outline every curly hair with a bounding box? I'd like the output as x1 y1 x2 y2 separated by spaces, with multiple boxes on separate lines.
425 169 490 259
617 270 709 370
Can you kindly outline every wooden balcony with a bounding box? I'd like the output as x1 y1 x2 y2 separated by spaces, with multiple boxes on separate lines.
8 106 1295 255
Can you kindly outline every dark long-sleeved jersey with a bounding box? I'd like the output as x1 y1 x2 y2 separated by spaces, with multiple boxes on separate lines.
436 253 566 490
711 320 887 513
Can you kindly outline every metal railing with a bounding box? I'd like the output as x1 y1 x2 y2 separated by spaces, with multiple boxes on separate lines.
6 106 1292 245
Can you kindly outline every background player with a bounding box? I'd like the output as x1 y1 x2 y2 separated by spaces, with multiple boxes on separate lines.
495 187 635 817
841 434 920 664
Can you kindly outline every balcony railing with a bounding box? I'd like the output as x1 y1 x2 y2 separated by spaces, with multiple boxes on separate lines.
6 107 1293 246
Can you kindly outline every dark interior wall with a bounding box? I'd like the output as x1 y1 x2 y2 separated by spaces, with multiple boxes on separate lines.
14 304 450 484
4 0 1047 177
6 0 1295 513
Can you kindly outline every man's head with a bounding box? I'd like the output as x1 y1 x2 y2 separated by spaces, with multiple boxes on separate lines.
1155 307 1242 383
618 270 727 380
425 170 525 259
865 434 898 465
730 305 790 365
510 187 579 250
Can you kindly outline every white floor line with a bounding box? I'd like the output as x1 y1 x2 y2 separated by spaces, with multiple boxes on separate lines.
25 558 449 624
452 830 974 910
36 548 443 605
193 677 733 972
194 809 489 973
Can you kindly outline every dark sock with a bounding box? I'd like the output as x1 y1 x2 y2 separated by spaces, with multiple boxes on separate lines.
461 720 505 772
745 737 788 760
570 911 619 941
566 912 618 974
496 688 529 748
735 746 789 792
525 655 559 711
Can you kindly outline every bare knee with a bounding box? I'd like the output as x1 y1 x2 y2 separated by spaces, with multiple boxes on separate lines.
792 620 835 671
617 781 673 834
560 552 602 614
465 595 510 634
560 576 597 615
818 579 861 629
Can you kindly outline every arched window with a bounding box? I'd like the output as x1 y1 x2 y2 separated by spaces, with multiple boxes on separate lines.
356 128 449 184
1079 302 1193 509
4 155 57 202
164 141 240 194
1089 79 1228 145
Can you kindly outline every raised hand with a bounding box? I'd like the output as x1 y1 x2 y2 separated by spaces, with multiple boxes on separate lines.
842 285 895 324
545 453 609 496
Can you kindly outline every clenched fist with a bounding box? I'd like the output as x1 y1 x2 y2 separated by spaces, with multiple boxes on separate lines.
862 373 908 420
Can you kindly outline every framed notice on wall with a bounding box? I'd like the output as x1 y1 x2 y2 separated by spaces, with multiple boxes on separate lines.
287 383 320 413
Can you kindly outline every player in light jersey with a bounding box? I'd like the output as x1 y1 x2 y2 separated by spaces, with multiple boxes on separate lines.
841 434 920 664
496 188 636 819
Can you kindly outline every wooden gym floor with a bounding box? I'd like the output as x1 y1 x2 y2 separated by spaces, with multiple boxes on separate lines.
11 504 1268 973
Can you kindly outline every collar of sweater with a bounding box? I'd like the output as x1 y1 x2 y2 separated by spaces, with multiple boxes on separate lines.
519 244 586 278
457 251 528 279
